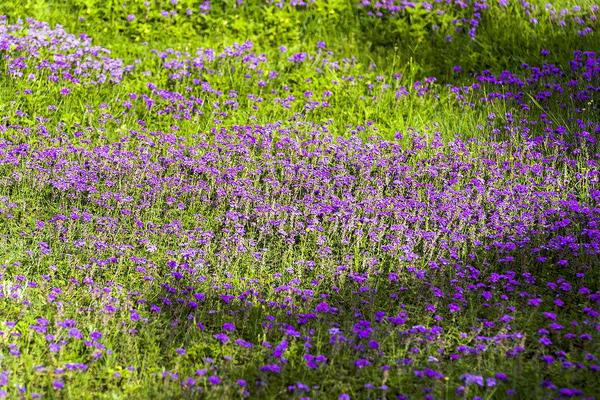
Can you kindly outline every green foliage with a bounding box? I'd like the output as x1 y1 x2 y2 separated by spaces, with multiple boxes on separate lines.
0 0 598 399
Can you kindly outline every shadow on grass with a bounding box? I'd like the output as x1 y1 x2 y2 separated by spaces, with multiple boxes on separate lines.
356 7 599 80
142 220 600 397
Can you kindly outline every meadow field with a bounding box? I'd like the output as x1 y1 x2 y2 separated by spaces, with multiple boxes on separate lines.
0 0 598 398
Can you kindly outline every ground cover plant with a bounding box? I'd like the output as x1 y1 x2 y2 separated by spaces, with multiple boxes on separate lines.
0 0 598 399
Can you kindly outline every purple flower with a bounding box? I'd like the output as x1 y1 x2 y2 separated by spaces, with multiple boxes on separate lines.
448 303 461 313
235 338 253 348
288 53 307 63
214 333 230 344
353 320 372 339
260 364 281 374
223 322 236 331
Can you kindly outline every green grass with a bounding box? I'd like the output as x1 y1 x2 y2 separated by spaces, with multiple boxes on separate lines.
0 0 599 399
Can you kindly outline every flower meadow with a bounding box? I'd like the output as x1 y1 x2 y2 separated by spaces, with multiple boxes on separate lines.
0 1 599 399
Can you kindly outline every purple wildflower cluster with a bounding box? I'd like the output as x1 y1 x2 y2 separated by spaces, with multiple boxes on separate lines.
0 17 134 85
0 13 598 400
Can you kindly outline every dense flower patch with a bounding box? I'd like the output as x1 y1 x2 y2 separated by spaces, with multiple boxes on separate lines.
0 17 133 84
0 4 599 400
